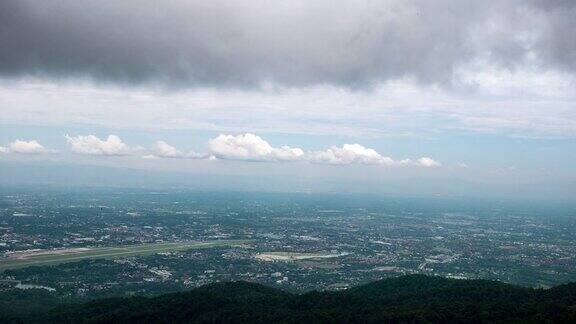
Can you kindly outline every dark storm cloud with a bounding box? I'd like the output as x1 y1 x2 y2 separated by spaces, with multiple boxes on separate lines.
0 0 574 88
530 0 576 73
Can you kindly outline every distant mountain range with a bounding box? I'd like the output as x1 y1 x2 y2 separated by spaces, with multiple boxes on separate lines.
4 275 576 323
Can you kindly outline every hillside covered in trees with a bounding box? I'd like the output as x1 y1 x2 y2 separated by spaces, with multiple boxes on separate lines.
4 275 576 323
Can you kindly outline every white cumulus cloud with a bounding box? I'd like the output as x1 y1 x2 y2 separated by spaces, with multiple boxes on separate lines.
312 144 395 166
65 134 140 156
311 144 440 167
208 133 304 162
1 139 54 154
152 141 210 159
416 157 441 168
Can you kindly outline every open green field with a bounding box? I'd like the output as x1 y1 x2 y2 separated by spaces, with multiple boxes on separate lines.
0 240 250 272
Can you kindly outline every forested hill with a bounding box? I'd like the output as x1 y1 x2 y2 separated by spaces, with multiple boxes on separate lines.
9 275 576 323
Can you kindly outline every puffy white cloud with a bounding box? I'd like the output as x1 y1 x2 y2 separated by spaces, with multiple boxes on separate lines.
312 144 395 166
65 134 140 156
2 134 441 168
311 144 440 167
152 141 209 159
416 157 441 168
208 133 304 162
1 139 54 154
206 136 439 167
154 141 182 158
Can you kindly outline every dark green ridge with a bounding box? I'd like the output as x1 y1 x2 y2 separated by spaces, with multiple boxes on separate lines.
2 275 576 323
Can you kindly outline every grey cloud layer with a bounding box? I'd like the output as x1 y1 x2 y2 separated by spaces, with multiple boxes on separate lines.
1 0 574 88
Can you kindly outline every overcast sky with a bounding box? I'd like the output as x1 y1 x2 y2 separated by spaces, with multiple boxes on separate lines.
1 0 575 200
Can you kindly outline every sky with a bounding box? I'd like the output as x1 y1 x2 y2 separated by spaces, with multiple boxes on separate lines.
1 0 575 201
